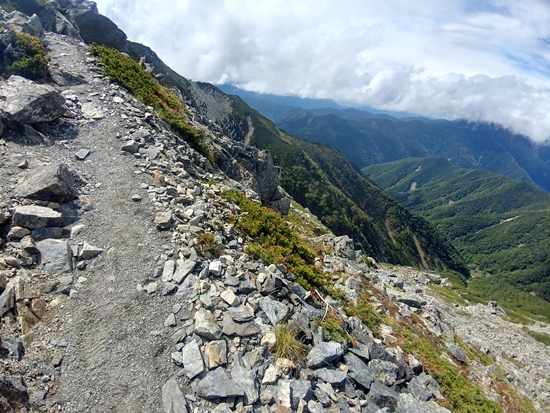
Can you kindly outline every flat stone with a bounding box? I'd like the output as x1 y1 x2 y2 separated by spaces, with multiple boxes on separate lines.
315 368 347 386
36 239 72 273
262 364 279 385
197 367 244 399
7 226 31 240
181 340 205 379
228 305 255 322
448 344 467 363
231 362 259 405
12 206 62 230
204 340 227 369
222 314 261 337
15 163 77 203
396 393 452 413
162 260 176 282
172 260 195 284
194 308 222 340
306 341 344 369
162 379 188 413
260 296 289 326
81 103 104 119
75 149 90 160
78 242 103 260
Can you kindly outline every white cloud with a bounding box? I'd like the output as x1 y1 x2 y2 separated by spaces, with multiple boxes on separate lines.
93 0 550 143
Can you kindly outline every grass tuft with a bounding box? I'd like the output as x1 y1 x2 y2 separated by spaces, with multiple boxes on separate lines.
274 324 308 365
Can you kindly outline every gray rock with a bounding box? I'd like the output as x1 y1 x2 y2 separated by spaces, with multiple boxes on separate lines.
344 352 374 390
259 296 289 326
448 344 467 363
78 242 103 260
162 260 176 282
231 362 259 404
222 313 261 337
290 380 313 409
172 260 195 284
368 359 399 386
228 305 255 322
176 273 199 301
75 149 90 160
0 375 28 410
396 393 452 413
370 342 397 363
197 367 244 399
121 139 139 153
366 381 399 411
204 340 227 369
408 376 432 402
209 260 223 276
81 103 104 119
315 368 347 386
36 239 72 273
306 341 344 369
0 75 65 124
181 340 205 379
155 211 172 230
12 206 62 230
15 163 77 203
0 281 16 317
307 400 326 413
0 337 23 361
162 379 188 413
32 226 63 241
7 226 31 240
164 313 176 327
194 308 222 340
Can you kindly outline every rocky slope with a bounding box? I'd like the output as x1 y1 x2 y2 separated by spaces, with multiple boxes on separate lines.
0 4 549 413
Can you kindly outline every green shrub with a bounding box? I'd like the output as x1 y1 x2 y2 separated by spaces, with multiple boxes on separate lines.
197 233 221 258
4 32 48 80
221 189 333 293
313 312 351 346
89 44 211 157
403 335 503 413
344 294 381 336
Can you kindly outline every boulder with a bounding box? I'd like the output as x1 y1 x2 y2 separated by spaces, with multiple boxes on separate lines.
15 164 77 203
0 76 65 125
11 206 62 230
36 238 72 273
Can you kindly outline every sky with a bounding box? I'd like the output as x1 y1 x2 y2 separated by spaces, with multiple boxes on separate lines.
92 0 550 143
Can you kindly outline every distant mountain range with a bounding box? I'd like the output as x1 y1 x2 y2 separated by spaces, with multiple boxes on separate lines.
222 86 550 193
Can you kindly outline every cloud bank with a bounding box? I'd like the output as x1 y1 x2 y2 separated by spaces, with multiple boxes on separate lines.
93 0 550 143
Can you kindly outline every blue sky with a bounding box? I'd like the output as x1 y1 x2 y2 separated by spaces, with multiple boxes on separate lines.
94 0 550 143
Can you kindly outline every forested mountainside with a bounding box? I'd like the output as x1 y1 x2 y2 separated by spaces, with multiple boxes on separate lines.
364 157 550 308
